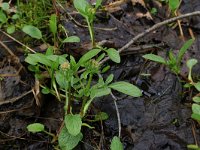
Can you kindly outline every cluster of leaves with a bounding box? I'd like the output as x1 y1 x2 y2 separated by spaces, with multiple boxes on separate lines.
22 0 142 149
26 42 141 149
143 39 194 74
0 2 20 34
185 59 200 122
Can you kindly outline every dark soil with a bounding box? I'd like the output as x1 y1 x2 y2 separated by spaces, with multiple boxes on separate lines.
0 0 200 149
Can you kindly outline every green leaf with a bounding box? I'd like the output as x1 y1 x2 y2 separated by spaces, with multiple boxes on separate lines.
41 87 50 94
94 112 108 121
102 65 110 73
143 54 166 64
63 36 80 43
105 74 114 84
187 144 200 150
95 0 102 9
27 123 45 133
78 49 101 65
45 46 54 55
111 136 123 150
25 53 52 66
191 113 200 122
22 25 42 39
6 25 15 34
193 97 200 103
12 14 20 20
186 59 198 70
0 10 7 23
169 0 180 11
177 39 194 65
65 114 82 136
49 14 57 35
186 59 198 82
58 126 83 150
194 82 200 92
192 104 200 115
91 87 111 98
55 70 68 89
46 55 67 65
1 3 9 11
106 48 120 63
73 0 90 17
109 81 142 97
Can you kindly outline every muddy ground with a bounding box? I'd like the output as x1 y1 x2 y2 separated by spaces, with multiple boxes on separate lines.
0 0 200 149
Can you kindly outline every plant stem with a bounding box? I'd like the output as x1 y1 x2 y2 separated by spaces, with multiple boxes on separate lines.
86 18 95 48
80 73 93 117
87 73 93 90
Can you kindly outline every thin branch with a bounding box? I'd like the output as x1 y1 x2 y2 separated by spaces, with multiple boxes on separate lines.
100 11 200 64
0 30 36 53
111 92 121 138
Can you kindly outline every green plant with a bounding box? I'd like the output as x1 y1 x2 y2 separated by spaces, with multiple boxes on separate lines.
73 0 102 47
158 0 180 13
25 0 141 148
26 45 141 149
27 123 57 142
184 59 200 122
0 2 20 34
143 39 194 75
187 144 200 150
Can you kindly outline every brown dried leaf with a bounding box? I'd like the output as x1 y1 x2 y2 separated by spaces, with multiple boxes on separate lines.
131 0 146 7
136 12 153 20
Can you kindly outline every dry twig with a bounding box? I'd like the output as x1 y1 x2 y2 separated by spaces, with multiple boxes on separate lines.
100 11 200 64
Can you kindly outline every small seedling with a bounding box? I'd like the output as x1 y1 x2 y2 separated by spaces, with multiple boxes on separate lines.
73 0 102 47
27 123 57 143
143 39 194 75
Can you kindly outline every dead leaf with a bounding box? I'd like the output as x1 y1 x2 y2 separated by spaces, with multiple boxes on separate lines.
131 0 146 7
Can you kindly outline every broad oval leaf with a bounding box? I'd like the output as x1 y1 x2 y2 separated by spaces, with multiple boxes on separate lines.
169 0 180 11
91 87 111 98
55 70 68 89
109 81 142 97
73 0 89 17
143 54 166 64
65 114 82 136
58 126 83 150
78 48 101 65
193 97 200 103
191 113 200 121
22 25 42 39
7 25 15 34
194 82 200 92
27 123 45 133
0 10 7 23
94 112 108 121
106 48 120 63
2 3 9 11
192 104 200 115
111 136 123 150
63 36 80 43
186 59 198 70
25 53 52 66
